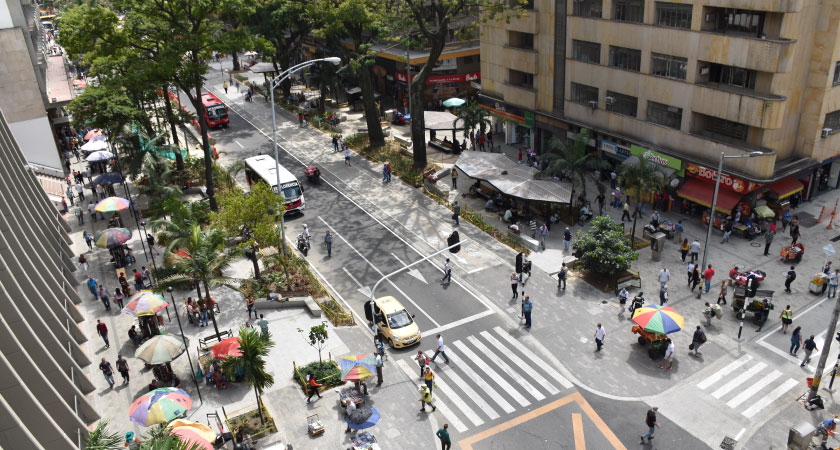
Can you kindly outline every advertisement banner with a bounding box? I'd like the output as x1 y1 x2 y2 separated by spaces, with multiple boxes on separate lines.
395 72 480 85
684 162 761 193
630 145 681 171
600 140 630 158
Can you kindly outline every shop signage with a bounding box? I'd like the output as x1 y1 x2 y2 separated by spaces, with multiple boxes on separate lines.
685 162 760 193
395 72 408 83
600 140 629 158
397 72 481 85
630 145 681 171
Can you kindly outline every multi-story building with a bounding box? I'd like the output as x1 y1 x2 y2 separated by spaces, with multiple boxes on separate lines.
482 0 840 203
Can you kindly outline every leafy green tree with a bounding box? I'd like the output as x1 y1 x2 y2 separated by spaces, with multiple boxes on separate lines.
84 420 122 450
456 100 491 149
86 421 204 450
298 321 329 362
538 128 609 213
573 216 638 275
221 327 275 425
618 157 666 246
66 84 141 140
150 198 211 248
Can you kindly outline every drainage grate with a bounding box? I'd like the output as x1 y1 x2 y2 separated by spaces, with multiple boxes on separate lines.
832 235 840 242
720 436 737 450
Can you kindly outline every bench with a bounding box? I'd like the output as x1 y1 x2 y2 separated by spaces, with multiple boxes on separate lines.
254 295 322 317
615 269 641 295
507 229 540 251
198 329 233 348
429 139 458 153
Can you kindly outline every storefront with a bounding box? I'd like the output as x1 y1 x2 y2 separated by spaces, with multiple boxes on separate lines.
599 139 631 162
679 162 762 215
629 145 684 177
476 94 535 149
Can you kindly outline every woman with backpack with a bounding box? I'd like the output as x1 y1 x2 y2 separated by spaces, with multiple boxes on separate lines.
691 326 707 356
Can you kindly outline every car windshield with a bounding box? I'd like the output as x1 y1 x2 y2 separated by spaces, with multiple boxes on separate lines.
207 105 227 120
282 183 301 200
387 310 412 329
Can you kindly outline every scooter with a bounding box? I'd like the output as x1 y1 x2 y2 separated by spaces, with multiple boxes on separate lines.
297 234 309 256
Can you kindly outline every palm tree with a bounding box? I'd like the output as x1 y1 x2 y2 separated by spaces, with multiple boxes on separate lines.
456 101 492 150
159 225 242 339
221 327 275 425
86 421 205 450
538 128 609 213
84 421 122 450
618 157 666 246
150 197 211 249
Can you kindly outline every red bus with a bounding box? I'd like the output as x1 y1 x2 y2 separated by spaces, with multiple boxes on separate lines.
201 91 229 128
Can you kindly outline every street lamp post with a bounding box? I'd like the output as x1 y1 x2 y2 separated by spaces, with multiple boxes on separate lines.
168 286 203 403
139 220 160 284
261 57 341 256
697 151 763 301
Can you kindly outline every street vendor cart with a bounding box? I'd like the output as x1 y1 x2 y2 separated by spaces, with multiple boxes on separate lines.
632 325 670 359
731 288 774 321
781 243 805 263
810 273 829 295
631 304 684 359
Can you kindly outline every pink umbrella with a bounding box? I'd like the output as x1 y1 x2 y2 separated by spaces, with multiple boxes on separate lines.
84 129 103 141
170 428 213 450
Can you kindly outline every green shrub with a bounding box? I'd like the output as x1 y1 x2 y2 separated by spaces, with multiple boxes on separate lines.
573 215 637 275
294 360 342 392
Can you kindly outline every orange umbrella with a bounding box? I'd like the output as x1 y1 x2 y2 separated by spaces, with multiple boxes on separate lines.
211 337 242 359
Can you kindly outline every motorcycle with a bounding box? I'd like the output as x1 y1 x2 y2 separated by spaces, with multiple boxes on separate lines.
297 233 309 256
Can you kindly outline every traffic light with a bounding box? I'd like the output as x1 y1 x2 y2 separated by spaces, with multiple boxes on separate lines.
516 252 524 273
447 231 461 253
835 331 840 344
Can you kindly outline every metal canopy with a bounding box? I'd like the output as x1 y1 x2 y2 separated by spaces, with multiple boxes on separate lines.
455 152 572 204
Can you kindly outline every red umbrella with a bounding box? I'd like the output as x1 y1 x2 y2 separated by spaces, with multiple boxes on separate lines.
211 337 242 359
84 129 103 141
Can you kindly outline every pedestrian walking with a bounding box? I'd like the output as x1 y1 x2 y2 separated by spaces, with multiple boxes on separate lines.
538 224 548 251
87 276 99 299
257 314 269 335
98 285 111 311
306 374 322 403
66 186 75 206
142 266 152 286
563 227 572 251
618 288 629 315
118 273 130 297
146 233 156 255
764 231 774 256
658 267 670 289
691 326 706 356
523 296 533 328
451 168 457 188
382 163 391 183
78 254 89 273
324 231 333 257
610 170 617 189
415 351 428 378
511 272 519 299
621 201 631 221
679 238 689 263
658 339 675 370
690 265 701 292
594 323 606 352
419 385 436 412
99 358 115 389
344 147 351 166
801 335 818 366
659 285 669 306
831 270 840 298
96 319 109 348
790 223 800 245
703 264 715 293
452 202 460 226
674 220 683 244
529 218 537 238
687 262 696 286
441 258 452 284
85 167 92 184
557 263 567 290
88 201 97 222
332 135 338 152
641 407 660 443
116 355 130 384
223 80 229 93
756 298 771 332
721 220 733 243
134 268 144 291
780 305 793 333
114 288 124 309
431 334 450 364
423 366 435 394
83 231 93 250
246 295 256 320
613 187 622 208
436 424 452 450
689 239 701 263
785 266 796 293
703 302 713 327
375 351 384 387
790 326 802 355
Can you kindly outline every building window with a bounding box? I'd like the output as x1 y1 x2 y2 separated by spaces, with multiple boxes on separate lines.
605 91 638 117
651 53 687 80
509 69 534 89
710 8 765 37
508 31 535 50
573 0 602 18
647 101 682 130
613 0 644 23
709 64 756 90
572 40 601 64
609 46 641 72
509 0 535 9
655 2 692 29
571 83 599 106
834 62 840 86
704 116 748 142
826 110 840 132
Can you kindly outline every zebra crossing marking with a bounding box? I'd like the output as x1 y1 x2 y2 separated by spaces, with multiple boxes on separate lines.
395 359 467 433
467 335 545 402
432 347 516 414
711 362 767 399
725 370 782 409
741 378 799 419
480 330 560 396
451 340 531 407
492 326 574 389
697 354 753 390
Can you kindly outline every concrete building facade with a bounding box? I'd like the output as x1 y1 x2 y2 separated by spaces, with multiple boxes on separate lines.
0 107 94 449
481 0 840 200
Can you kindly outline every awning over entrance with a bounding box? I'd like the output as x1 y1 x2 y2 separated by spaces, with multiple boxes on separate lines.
769 177 804 199
455 152 571 204
678 178 742 214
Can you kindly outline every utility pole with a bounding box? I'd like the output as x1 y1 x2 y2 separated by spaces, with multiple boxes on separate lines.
808 295 840 402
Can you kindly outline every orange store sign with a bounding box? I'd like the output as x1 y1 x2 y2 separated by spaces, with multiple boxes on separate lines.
685 163 760 193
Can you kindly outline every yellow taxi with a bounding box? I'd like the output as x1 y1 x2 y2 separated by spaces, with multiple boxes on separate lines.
373 296 421 348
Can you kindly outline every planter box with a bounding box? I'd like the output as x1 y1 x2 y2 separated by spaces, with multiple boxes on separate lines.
255 295 321 317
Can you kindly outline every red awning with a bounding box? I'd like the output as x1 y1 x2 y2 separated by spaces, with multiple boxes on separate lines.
678 178 743 214
769 177 804 199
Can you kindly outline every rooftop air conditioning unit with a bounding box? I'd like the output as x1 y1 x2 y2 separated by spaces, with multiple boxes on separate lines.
588 100 598 108
605 96 616 105
823 128 833 138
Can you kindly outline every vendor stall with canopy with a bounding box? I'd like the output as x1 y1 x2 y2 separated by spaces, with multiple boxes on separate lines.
454 152 572 205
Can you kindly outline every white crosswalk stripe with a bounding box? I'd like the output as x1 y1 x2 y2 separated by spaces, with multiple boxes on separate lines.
726 370 781 409
696 356 799 419
697 354 752 390
741 378 799 419
399 328 572 433
711 362 767 399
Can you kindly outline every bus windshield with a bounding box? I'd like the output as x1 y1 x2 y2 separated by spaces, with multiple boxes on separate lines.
207 105 227 120
280 183 301 200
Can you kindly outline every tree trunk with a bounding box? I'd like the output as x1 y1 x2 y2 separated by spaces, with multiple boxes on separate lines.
317 75 326 115
358 65 384 147
630 214 638 248
409 28 449 169
251 244 261 280
162 85 184 171
204 281 222 341
194 281 203 302
255 385 265 425
232 51 241 72
189 81 218 211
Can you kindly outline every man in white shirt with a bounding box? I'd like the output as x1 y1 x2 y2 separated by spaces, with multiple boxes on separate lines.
431 334 450 364
594 323 606 352
658 267 670 289
689 240 701 263
687 262 696 287
658 339 675 370
830 270 839 298
303 224 311 249
375 353 383 387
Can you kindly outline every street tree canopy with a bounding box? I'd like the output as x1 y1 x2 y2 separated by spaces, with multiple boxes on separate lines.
573 216 638 276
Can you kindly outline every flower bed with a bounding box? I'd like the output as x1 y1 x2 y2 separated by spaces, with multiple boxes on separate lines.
293 360 343 393
226 405 277 439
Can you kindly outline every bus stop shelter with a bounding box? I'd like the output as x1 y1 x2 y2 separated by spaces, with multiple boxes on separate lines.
454 151 572 204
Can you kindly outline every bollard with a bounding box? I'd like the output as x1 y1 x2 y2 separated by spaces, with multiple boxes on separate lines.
737 320 744 340
818 206 826 223
828 212 836 230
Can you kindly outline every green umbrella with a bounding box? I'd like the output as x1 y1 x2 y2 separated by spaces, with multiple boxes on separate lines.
442 98 466 108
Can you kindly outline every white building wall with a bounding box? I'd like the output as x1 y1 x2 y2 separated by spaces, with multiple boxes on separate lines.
8 116 61 175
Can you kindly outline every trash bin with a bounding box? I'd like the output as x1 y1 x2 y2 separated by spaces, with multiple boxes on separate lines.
787 421 816 450
650 232 666 261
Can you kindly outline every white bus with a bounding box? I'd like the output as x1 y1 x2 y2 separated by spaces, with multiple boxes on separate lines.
243 154 305 214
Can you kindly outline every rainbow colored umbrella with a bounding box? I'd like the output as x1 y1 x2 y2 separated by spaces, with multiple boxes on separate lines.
95 196 130 213
94 227 131 248
211 337 242 360
129 387 192 426
170 419 214 450
122 290 169 317
632 304 685 335
338 353 377 381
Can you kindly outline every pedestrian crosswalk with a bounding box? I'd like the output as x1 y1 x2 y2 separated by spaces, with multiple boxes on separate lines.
395 326 573 433
696 354 799 419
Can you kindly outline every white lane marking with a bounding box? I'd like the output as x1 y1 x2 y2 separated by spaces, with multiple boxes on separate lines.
480 330 559 396
734 428 746 441
696 354 753 390
451 340 530 407
493 327 574 389
319 216 439 327
711 363 767 399
757 296 829 344
235 140 244 148
390 252 428 284
726 370 782 409
437 363 500 421
342 267 373 298
757 340 815 371
422 366 484 427
467 335 545 401
434 347 515 414
741 378 799 419
425 310 494 337
304 258 365 328
396 359 466 432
